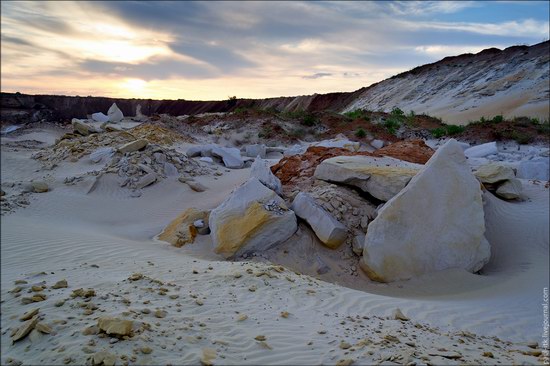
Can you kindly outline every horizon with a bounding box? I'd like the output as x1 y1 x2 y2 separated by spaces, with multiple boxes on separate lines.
1 1 549 101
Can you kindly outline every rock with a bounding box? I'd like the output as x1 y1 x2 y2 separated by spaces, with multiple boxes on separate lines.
515 158 549 180
12 316 39 342
117 139 148 153
201 348 217 366
72 119 94 136
392 308 409 321
495 178 523 200
464 142 498 158
199 157 214 164
314 135 360 151
193 219 210 235
91 112 109 123
474 163 515 183
158 208 209 247
51 279 68 289
20 308 40 321
90 147 115 163
291 192 347 249
209 178 297 258
35 322 52 334
31 181 49 193
352 235 364 255
370 139 384 149
360 139 491 282
97 317 133 337
163 163 178 176
244 144 267 158
135 173 157 189
135 104 147 121
107 103 123 122
314 155 422 202
92 351 116 366
360 216 370 232
283 144 307 157
187 145 213 157
250 158 282 195
186 181 207 192
211 147 244 169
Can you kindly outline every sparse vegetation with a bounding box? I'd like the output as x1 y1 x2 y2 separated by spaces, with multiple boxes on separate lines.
355 128 366 138
258 126 272 139
227 95 237 108
344 109 370 121
430 124 465 138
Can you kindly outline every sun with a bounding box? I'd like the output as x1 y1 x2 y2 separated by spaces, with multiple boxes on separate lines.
121 79 147 96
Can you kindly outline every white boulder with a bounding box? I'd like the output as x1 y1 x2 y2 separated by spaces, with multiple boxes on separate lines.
291 192 348 249
209 178 297 258
313 134 360 151
250 158 282 195
244 144 267 159
314 155 422 202
283 144 307 157
495 178 523 200
360 139 491 282
515 158 549 180
464 142 498 158
107 103 124 122
211 147 244 169
91 112 109 123
370 139 384 149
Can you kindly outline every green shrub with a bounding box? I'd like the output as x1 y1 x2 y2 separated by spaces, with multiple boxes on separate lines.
302 114 316 126
355 128 366 138
390 107 404 117
384 117 401 135
445 124 465 135
431 128 446 138
344 109 364 119
491 115 504 124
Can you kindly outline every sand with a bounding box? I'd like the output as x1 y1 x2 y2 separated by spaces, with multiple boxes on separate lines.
1 126 548 365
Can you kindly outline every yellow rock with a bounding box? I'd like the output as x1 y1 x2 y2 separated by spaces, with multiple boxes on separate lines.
213 202 272 257
158 208 208 247
201 348 217 366
12 316 39 342
97 317 133 337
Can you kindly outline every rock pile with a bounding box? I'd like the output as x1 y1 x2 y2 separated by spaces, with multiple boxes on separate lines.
474 163 523 200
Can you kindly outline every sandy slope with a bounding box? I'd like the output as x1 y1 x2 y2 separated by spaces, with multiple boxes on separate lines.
1 128 548 365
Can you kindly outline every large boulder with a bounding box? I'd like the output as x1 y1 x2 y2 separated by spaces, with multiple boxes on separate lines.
244 144 267 159
91 112 109 123
211 147 244 169
107 103 124 122
291 192 347 249
474 163 515 184
314 155 422 202
495 178 523 200
209 178 297 258
464 142 498 158
360 139 491 283
250 158 282 195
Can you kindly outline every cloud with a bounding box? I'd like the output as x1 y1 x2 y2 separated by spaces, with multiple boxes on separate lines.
303 72 333 79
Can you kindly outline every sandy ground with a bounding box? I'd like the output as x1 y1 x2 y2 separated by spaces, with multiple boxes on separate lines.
1 126 548 365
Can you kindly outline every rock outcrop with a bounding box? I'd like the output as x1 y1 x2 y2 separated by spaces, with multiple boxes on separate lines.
291 192 347 249
314 155 422 202
209 178 297 258
360 139 491 282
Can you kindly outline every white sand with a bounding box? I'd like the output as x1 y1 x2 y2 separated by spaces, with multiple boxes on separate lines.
1 127 548 365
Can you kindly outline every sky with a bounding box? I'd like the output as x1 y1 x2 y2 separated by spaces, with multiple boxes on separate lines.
1 1 549 100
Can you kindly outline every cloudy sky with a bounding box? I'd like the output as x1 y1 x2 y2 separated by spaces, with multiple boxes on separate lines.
1 1 548 100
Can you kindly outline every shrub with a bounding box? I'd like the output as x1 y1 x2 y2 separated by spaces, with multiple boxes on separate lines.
390 107 404 117
302 114 316 126
431 128 446 138
384 117 401 135
445 124 465 135
355 128 366 138
344 109 365 120
491 115 504 124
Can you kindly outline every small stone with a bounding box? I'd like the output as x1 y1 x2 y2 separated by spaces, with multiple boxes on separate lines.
237 314 248 321
51 279 68 289
186 181 207 192
31 181 49 193
31 285 44 292
195 299 204 306
154 310 167 318
392 308 409 321
82 326 99 336
35 322 52 334
248 285 257 292
12 316 39 342
200 348 217 366
482 352 494 358
72 288 96 298
55 300 65 307
254 335 266 341
336 359 354 366
97 317 133 337
20 308 39 321
140 346 153 354
340 341 351 349
280 311 290 318
128 273 143 281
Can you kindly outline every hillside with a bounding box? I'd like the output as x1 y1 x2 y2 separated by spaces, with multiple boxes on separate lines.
1 41 548 125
